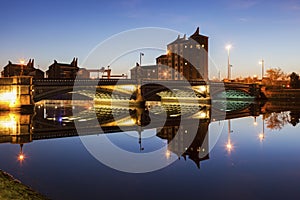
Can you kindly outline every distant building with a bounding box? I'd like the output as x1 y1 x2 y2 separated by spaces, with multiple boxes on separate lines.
157 27 209 81
130 63 158 80
77 68 90 79
46 58 79 79
1 59 44 79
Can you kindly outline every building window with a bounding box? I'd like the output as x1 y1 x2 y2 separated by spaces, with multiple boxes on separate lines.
196 44 201 49
190 45 193 48
184 45 187 48
202 44 205 48
185 62 187 65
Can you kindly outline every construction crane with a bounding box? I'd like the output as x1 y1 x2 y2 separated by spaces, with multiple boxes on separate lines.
99 66 111 79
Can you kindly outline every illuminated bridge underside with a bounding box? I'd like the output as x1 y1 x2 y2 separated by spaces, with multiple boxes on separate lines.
33 79 262 102
213 100 252 112
214 90 254 100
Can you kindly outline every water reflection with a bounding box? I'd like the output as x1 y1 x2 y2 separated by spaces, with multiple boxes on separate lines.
0 100 300 169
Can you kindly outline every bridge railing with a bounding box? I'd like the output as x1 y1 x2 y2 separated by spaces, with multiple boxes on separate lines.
33 79 137 86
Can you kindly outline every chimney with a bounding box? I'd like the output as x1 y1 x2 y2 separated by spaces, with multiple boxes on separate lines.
71 57 76 66
195 27 199 35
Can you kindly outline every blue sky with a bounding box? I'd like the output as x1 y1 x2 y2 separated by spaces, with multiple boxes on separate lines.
0 0 300 78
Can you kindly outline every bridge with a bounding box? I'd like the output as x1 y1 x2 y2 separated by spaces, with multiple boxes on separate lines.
32 79 264 103
0 76 265 110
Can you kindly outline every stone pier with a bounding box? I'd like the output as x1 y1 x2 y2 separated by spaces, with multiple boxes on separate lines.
0 76 34 110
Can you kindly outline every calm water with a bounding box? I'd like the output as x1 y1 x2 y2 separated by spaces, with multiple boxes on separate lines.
0 100 300 200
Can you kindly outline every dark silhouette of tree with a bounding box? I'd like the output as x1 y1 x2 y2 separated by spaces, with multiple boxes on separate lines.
289 111 300 126
289 72 300 89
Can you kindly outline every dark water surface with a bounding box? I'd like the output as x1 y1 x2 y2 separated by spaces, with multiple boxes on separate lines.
0 100 300 200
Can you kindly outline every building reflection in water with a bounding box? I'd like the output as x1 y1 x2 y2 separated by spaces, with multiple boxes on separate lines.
0 112 33 163
157 118 210 168
0 100 300 169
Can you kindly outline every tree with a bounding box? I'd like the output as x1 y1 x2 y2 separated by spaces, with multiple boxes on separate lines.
265 67 286 81
289 72 300 89
265 112 290 130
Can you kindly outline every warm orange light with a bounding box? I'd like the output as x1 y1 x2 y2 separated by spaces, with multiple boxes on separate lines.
226 142 233 152
259 133 264 141
19 59 25 65
226 143 232 150
0 90 17 107
226 44 232 50
165 150 171 159
18 153 25 162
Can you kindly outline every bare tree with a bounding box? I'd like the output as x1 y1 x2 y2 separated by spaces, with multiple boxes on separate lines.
265 67 286 81
265 111 290 130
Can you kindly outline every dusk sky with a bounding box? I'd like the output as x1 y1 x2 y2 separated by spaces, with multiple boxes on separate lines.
1 0 300 78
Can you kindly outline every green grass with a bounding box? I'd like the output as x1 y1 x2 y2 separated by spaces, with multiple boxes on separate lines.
0 170 48 200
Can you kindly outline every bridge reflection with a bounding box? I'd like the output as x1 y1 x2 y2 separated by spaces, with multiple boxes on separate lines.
1 100 298 168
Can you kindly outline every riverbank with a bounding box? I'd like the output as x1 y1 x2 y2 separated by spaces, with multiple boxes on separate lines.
0 170 48 200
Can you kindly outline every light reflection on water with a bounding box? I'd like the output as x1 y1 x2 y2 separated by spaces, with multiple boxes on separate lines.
0 100 300 199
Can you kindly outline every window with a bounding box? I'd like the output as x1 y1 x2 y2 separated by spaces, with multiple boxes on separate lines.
190 45 193 48
185 62 188 65
196 44 201 49
202 44 205 48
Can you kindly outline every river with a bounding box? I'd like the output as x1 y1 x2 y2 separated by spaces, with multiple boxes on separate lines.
0 100 299 199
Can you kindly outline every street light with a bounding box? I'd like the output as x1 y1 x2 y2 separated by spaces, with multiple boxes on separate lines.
259 59 264 80
226 45 232 80
139 52 144 66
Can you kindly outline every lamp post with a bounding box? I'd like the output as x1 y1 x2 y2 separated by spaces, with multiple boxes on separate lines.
226 45 232 80
139 52 144 66
259 59 264 80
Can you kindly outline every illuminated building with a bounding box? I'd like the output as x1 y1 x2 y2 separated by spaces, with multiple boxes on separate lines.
157 27 209 81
